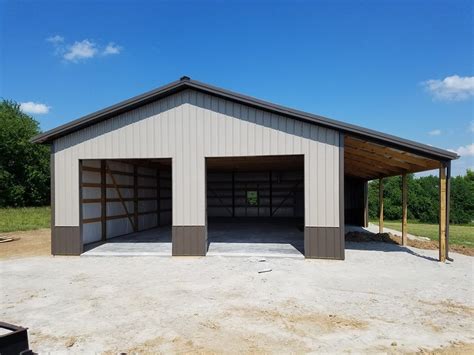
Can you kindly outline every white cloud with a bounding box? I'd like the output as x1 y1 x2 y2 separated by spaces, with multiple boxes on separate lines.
46 35 64 44
63 40 97 62
452 143 474 157
103 42 122 55
422 75 474 101
428 129 441 136
46 36 123 63
20 102 50 115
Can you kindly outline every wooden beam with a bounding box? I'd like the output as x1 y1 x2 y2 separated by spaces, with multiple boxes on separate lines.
379 178 384 234
105 162 136 230
346 155 401 175
439 166 447 262
402 174 408 246
101 160 107 241
156 168 160 227
345 146 423 171
345 138 438 169
133 165 138 232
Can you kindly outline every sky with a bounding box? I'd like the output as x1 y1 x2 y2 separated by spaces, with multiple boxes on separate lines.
1 0 473 176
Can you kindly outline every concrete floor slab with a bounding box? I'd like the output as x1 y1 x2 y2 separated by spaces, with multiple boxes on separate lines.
82 227 172 256
82 221 305 258
207 221 304 258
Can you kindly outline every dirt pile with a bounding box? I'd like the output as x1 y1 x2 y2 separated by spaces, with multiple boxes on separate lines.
345 230 474 257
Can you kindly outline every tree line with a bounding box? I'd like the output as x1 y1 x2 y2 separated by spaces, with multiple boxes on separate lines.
368 171 474 224
0 100 50 206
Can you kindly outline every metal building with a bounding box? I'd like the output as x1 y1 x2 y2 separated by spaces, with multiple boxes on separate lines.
32 77 458 261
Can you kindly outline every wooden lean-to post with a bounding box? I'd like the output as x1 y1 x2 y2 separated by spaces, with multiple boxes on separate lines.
379 178 384 234
439 166 447 262
402 174 408 246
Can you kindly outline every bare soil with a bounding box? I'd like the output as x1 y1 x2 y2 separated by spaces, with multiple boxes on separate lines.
346 230 474 256
0 228 50 259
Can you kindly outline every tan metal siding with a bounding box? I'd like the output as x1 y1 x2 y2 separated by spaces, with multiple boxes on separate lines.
53 89 341 228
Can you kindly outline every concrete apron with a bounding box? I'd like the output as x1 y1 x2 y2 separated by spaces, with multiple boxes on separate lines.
81 222 305 259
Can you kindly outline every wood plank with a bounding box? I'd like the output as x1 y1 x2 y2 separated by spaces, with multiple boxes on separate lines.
101 160 107 241
346 155 401 175
106 162 136 230
345 137 437 168
379 178 384 234
439 166 447 262
345 145 422 171
402 174 408 246
133 165 138 232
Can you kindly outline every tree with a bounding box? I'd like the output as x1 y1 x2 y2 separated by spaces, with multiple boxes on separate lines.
368 170 474 225
0 100 50 206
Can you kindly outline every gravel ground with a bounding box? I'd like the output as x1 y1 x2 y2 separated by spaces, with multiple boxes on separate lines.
1 243 473 353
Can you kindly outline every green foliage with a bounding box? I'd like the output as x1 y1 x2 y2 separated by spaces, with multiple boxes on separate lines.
368 170 474 225
0 206 51 232
0 100 50 207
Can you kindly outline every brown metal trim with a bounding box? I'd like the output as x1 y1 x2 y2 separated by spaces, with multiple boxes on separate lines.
304 227 344 260
51 226 82 255
172 226 207 256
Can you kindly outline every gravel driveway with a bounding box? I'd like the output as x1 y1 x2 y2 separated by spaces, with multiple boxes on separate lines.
1 243 473 353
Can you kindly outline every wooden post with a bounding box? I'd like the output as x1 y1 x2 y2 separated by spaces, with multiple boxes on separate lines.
379 178 384 234
156 169 160 227
402 174 408 246
439 166 447 262
101 160 107 241
269 171 273 217
133 165 138 232
231 171 235 217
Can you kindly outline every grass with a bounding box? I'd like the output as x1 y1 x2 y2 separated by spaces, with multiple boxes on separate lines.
0 206 51 233
370 219 474 248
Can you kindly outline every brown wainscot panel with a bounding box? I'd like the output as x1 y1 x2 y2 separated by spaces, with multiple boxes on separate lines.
172 226 207 256
304 227 345 260
52 226 82 255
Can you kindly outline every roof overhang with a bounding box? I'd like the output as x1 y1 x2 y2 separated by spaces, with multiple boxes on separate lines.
32 77 459 165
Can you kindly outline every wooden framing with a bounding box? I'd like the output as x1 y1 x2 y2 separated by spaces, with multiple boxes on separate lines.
133 165 139 232
100 160 107 241
345 136 441 180
439 166 447 262
81 159 172 228
402 174 408 246
379 178 383 234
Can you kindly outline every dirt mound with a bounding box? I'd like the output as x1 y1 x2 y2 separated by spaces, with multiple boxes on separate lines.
345 230 474 257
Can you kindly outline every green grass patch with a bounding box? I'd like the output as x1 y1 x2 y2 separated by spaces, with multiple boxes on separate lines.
370 219 474 248
0 206 51 233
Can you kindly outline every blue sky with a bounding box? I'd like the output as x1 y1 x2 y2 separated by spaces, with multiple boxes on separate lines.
1 0 472 175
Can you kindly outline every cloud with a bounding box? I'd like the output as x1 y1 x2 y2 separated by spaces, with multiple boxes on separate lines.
46 35 122 63
422 75 474 101
63 40 97 62
103 42 122 55
46 35 64 44
20 102 50 114
451 143 474 157
428 129 441 136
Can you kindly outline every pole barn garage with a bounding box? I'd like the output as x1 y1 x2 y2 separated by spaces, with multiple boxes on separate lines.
32 77 458 261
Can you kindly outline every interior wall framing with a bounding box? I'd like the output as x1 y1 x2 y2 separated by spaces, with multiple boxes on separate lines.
207 170 304 218
80 159 171 245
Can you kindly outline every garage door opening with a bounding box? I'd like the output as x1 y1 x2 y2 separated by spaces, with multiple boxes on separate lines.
206 155 305 258
81 158 172 256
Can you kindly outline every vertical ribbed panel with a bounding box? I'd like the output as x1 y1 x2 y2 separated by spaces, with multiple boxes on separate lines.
53 89 341 228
